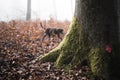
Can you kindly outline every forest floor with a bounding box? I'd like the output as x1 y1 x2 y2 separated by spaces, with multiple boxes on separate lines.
0 19 95 80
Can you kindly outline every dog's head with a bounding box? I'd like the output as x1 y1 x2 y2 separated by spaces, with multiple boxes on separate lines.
57 28 64 34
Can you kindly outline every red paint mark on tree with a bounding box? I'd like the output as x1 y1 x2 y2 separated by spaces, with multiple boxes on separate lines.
105 44 112 53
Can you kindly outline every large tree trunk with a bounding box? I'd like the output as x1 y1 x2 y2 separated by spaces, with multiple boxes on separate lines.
117 0 120 42
39 0 120 79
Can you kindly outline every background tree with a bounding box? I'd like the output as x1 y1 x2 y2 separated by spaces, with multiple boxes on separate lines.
26 0 31 20
39 0 120 79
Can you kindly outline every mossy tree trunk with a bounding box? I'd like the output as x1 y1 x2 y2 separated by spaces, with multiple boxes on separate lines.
39 0 120 79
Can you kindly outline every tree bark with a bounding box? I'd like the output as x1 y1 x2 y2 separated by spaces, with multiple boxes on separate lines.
117 0 120 42
39 0 120 79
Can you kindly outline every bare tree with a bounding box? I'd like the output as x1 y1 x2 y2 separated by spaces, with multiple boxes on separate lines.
26 0 31 20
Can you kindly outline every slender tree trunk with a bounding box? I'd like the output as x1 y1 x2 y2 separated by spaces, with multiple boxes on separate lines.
39 0 120 79
26 0 31 20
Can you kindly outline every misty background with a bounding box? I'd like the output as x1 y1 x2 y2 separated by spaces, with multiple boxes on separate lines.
0 0 75 22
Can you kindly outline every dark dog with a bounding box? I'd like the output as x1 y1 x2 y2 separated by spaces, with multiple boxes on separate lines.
42 28 64 41
40 22 64 42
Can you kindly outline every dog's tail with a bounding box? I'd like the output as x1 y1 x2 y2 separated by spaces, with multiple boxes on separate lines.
40 22 46 31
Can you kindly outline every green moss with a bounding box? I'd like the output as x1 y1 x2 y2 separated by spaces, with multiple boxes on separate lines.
88 46 110 79
38 49 60 62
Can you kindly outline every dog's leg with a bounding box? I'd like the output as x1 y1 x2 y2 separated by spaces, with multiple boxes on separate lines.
42 34 47 42
41 34 47 47
57 33 62 41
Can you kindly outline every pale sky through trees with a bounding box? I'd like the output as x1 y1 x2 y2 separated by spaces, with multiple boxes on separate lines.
0 0 75 21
